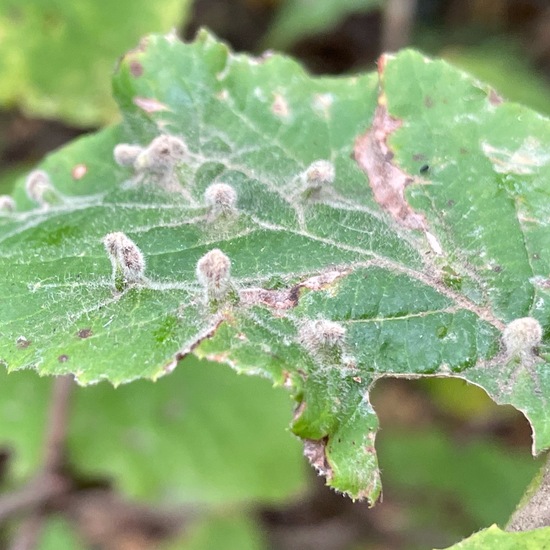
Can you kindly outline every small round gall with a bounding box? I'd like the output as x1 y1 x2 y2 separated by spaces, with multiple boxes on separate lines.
196 248 232 300
204 183 237 216
114 144 144 167
103 232 145 286
134 135 187 173
25 170 54 206
299 319 346 355
0 195 15 212
304 160 335 187
503 317 543 359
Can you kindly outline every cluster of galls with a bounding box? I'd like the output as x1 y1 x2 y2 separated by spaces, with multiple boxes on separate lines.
102 231 234 306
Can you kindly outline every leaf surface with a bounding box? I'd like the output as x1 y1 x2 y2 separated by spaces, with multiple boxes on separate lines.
1 32 550 500
439 524 550 550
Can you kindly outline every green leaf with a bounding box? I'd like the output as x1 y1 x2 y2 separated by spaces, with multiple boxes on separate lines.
438 524 550 550
263 0 384 49
0 0 189 126
0 359 305 502
2 33 550 501
378 428 542 528
38 518 85 550
166 514 266 550
70 356 305 503
442 40 550 117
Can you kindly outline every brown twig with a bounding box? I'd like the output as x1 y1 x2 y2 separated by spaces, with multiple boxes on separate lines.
1 376 74 549
381 0 418 52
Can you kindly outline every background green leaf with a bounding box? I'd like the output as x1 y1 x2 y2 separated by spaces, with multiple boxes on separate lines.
0 0 190 126
0 359 305 503
168 514 266 550
262 0 384 50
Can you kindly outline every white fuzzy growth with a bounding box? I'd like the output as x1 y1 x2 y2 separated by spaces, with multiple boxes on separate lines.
0 195 15 212
503 317 543 359
304 160 335 187
204 183 237 215
299 319 346 353
196 249 231 299
114 144 144 166
103 232 145 283
134 135 187 173
25 170 54 206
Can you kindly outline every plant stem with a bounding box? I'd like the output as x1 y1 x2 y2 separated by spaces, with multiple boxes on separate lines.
0 376 74 548
381 0 417 52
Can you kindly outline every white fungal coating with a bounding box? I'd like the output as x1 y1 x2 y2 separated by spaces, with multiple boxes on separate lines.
114 144 144 166
0 195 15 212
299 319 346 354
204 183 237 215
134 135 187 173
103 232 145 284
503 317 543 359
304 160 335 187
25 170 54 206
196 248 231 300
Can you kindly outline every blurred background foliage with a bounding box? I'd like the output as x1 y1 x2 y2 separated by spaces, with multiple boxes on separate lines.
1 0 549 548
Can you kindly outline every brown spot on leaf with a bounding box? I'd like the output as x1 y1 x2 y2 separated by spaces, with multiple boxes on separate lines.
77 328 93 339
534 278 550 289
272 93 290 118
58 354 69 363
16 336 30 349
133 97 169 113
239 269 349 310
130 61 143 77
71 164 87 180
424 96 434 108
354 104 427 230
303 437 333 480
488 88 503 106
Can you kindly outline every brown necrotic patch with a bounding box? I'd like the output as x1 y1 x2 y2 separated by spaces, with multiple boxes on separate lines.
58 354 69 363
239 269 349 311
354 104 427 230
303 437 333 480
16 336 30 349
71 164 87 180
130 61 143 77
77 328 93 339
